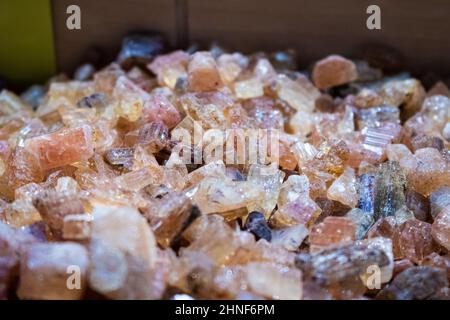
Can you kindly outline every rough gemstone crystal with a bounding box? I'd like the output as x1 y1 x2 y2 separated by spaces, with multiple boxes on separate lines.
346 208 374 240
327 167 358 208
394 205 415 225
244 211 272 242
17 242 89 300
116 34 165 68
187 52 223 92
429 186 450 219
33 190 85 236
376 266 448 300
296 243 390 299
309 216 356 253
143 192 196 248
234 78 264 99
62 214 92 241
400 148 450 196
271 224 309 252
431 206 450 251
312 55 358 89
357 173 376 215
25 125 94 170
399 219 435 264
275 74 320 113
374 161 406 219
104 147 134 168
243 262 302 300
88 205 158 299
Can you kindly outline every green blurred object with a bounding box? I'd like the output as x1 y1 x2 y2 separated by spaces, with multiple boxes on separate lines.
0 0 56 85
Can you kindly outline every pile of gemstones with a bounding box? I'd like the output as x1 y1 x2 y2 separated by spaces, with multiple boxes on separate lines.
0 34 450 300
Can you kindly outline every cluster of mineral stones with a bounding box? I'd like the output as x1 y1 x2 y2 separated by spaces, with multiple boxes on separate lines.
1 34 450 300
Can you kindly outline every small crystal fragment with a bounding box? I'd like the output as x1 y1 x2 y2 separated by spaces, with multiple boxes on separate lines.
234 78 264 100
374 161 407 220
346 208 374 240
429 186 450 219
187 52 223 92
327 167 358 208
357 173 376 215
276 74 320 113
312 55 358 89
399 219 435 264
376 266 448 300
271 224 309 251
116 34 165 68
33 190 85 236
137 121 169 153
243 262 302 300
244 211 272 242
405 189 430 222
143 192 196 248
431 206 450 251
89 205 158 299
62 214 92 240
17 242 89 300
309 216 356 253
104 147 134 168
296 243 390 298
25 125 94 170
394 205 415 225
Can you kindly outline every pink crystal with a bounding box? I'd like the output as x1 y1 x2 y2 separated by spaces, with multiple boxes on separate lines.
187 52 223 92
312 55 358 89
25 125 94 170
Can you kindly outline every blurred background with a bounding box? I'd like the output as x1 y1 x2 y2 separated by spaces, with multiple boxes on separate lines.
1 0 449 89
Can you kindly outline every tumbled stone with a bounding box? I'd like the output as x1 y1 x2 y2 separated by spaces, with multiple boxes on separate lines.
312 55 358 89
17 242 89 300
